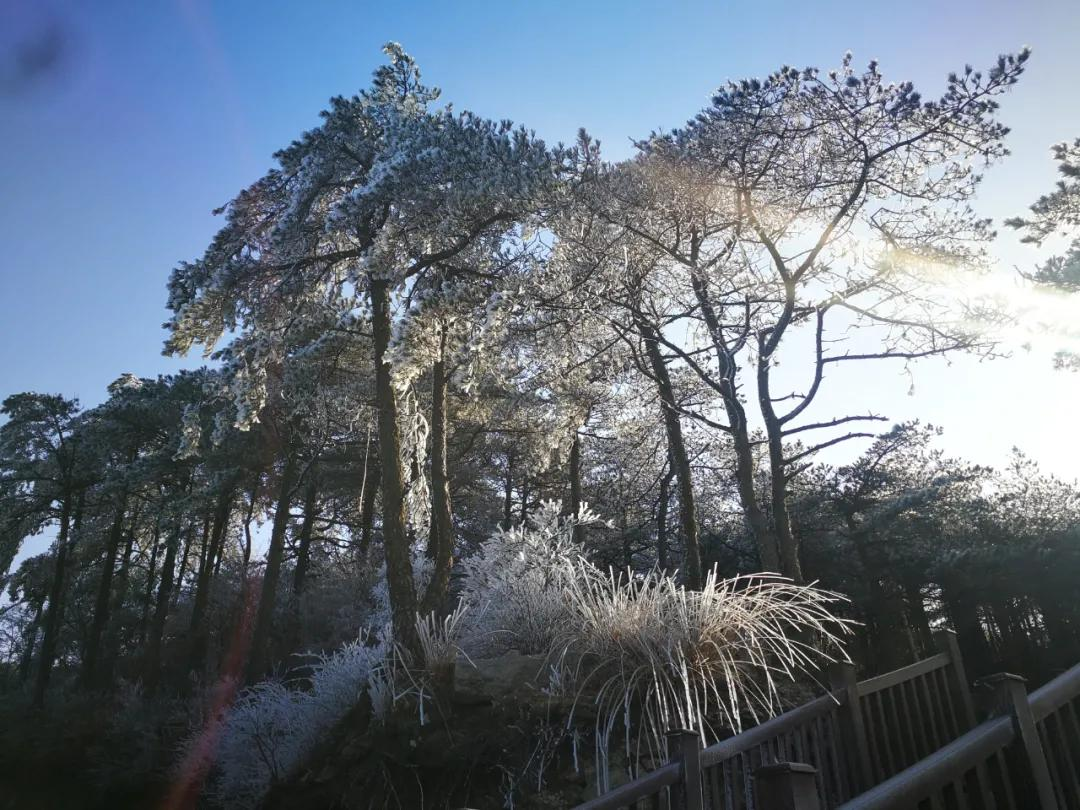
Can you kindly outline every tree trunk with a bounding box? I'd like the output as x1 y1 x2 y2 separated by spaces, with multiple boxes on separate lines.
245 452 299 683
689 271 778 573
638 318 703 589
422 329 455 616
656 462 674 572
567 428 583 544
943 578 992 677
138 519 162 646
620 479 631 569
757 350 802 582
192 483 235 631
171 518 200 610
1037 595 1075 666
82 493 128 688
520 475 530 524
19 598 43 682
358 448 380 556
188 484 236 671
145 525 184 694
241 477 259 581
502 449 514 530
292 477 319 599
33 490 76 708
903 577 933 655
369 275 420 656
102 507 140 683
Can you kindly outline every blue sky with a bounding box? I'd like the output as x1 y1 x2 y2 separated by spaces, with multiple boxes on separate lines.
2 0 1079 478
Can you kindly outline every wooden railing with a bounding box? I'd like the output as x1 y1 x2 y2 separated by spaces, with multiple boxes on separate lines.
853 631 978 788
573 629 976 810
836 661 1080 810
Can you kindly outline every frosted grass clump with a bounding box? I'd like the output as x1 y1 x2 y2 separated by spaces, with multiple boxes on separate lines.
415 600 470 674
207 630 389 808
556 566 854 791
456 503 852 793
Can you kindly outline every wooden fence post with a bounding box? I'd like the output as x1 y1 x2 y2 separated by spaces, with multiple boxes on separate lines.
755 763 822 810
829 662 874 790
666 728 704 810
935 628 977 729
980 673 1059 810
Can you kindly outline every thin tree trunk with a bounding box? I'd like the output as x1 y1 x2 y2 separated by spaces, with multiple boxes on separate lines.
656 462 674 572
33 489 76 708
246 452 299 683
943 578 992 676
292 477 319 599
102 506 140 682
422 330 456 616
903 577 933 655
145 524 184 694
189 484 236 670
82 493 128 687
171 518 201 610
637 318 703 589
370 276 421 657
502 449 514 530
567 428 583 544
519 475 530 524
358 453 380 556
19 598 44 682
757 350 802 582
241 476 259 581
138 519 163 646
620 477 631 569
196 483 235 626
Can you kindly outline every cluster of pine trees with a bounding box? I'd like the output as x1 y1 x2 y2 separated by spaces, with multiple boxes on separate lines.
1 40 1078 804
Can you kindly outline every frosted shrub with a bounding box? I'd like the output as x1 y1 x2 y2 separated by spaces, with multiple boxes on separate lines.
208 630 388 808
210 680 305 806
459 500 603 655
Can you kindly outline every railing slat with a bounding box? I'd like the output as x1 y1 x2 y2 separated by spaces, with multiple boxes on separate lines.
829 710 852 801
885 681 910 767
919 672 945 752
994 748 1016 810
1038 721 1067 809
859 694 883 784
1047 709 1080 805
906 677 930 759
936 666 962 740
874 691 897 778
951 775 969 810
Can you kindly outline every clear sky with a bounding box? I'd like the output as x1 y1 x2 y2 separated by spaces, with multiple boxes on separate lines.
2 0 1079 480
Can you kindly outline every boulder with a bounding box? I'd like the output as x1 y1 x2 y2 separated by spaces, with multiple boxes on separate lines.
453 650 551 708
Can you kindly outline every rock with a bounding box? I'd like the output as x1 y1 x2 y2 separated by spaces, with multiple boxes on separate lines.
454 651 550 706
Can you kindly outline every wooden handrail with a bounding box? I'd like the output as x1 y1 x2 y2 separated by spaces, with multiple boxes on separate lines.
1029 661 1080 722
856 652 950 697
835 716 1014 810
700 691 840 767
572 762 680 810
836 663 1080 810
